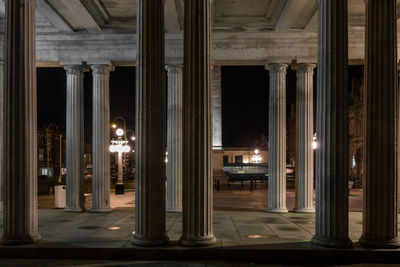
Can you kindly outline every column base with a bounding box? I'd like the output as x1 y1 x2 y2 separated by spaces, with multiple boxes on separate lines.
166 207 182 213
2 232 42 245
266 207 288 213
180 235 217 247
115 184 124 195
64 207 84 213
132 234 168 247
359 236 400 249
311 235 352 248
295 208 315 213
90 207 112 213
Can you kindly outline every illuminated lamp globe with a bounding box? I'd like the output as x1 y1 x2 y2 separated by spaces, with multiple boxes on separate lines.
123 145 131 153
116 128 124 137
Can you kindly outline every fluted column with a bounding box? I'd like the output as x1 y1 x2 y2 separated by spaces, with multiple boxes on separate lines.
132 0 168 247
65 65 85 212
266 63 288 213
294 63 315 213
166 65 183 213
2 0 41 244
91 64 112 213
212 66 222 150
181 0 216 247
0 62 4 212
311 0 351 248
360 0 400 248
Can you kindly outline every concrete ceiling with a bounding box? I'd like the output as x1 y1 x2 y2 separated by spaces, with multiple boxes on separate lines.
14 0 392 34
1 0 400 64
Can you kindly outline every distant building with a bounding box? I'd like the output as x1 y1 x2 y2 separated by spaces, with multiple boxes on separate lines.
37 126 65 179
213 148 268 185
348 76 364 188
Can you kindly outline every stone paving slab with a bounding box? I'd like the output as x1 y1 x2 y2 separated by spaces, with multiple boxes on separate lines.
0 210 364 247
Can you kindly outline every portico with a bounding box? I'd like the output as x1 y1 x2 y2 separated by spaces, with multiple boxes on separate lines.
0 0 399 253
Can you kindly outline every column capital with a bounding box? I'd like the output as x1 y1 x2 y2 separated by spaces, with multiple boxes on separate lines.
266 63 288 73
293 63 316 74
91 64 112 75
64 65 85 75
166 64 183 74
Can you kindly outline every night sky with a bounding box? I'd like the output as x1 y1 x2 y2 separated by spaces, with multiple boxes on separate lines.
37 67 136 144
37 65 358 148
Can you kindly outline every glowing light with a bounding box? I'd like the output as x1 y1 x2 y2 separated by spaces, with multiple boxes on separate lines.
251 154 262 163
109 140 131 153
116 128 124 137
248 235 265 239
131 136 136 141
251 149 262 163
107 226 121 230
111 123 117 129
312 134 318 150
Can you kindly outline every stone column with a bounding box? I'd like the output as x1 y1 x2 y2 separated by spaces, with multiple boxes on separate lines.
132 0 168 247
181 0 216 247
311 0 351 248
64 65 85 212
166 64 183 213
294 63 316 213
0 62 4 212
266 63 288 213
212 66 222 150
91 64 112 213
398 63 400 212
2 0 41 244
360 0 400 248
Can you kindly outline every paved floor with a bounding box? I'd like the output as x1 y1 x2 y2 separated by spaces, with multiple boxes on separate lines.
0 259 396 267
38 184 364 212
0 209 363 248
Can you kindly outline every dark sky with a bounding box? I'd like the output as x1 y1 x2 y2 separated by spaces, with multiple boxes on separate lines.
37 67 136 144
37 65 359 148
221 66 297 148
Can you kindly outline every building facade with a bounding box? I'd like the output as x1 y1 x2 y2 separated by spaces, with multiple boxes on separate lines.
0 0 399 250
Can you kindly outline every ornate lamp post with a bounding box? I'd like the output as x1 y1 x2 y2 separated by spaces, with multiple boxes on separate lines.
109 128 131 195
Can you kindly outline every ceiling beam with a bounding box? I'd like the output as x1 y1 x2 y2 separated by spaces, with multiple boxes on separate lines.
303 8 317 32
37 0 73 32
165 0 181 33
60 0 101 33
274 0 290 29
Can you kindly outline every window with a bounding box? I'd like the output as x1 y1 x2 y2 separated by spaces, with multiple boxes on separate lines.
235 155 243 163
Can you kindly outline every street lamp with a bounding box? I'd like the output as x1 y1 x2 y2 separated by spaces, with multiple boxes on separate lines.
126 129 136 141
109 128 131 195
251 149 262 163
312 133 318 150
111 117 127 138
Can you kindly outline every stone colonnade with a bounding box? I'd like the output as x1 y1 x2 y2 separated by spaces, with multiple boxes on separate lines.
64 63 114 214
1 0 399 250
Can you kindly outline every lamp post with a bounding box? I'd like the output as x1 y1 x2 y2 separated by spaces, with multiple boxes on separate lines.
312 133 318 150
111 117 127 138
252 149 262 163
109 128 131 195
